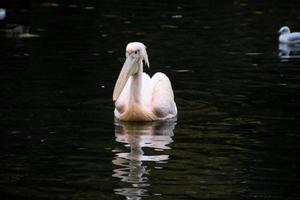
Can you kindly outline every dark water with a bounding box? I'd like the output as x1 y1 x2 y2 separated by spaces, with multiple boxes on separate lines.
1 0 300 199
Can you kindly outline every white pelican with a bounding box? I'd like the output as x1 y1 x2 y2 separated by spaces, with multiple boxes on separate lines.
278 26 300 44
113 42 177 121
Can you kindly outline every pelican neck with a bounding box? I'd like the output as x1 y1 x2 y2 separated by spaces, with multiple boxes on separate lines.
129 60 143 104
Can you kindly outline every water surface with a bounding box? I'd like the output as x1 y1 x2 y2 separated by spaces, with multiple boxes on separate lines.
0 0 300 199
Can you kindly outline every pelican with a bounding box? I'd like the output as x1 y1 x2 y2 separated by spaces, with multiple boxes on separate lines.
113 42 177 121
278 26 300 44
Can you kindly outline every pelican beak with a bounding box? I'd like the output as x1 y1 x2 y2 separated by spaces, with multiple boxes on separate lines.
113 55 138 101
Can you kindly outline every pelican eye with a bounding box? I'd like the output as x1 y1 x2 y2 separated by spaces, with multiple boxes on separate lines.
135 51 138 54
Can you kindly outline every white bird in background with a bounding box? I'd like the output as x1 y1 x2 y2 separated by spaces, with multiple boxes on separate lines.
0 8 6 20
113 42 177 121
278 26 300 44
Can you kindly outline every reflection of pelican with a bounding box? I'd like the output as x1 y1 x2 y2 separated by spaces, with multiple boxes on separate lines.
114 121 175 161
278 26 300 44
278 43 300 59
112 120 176 199
113 42 177 121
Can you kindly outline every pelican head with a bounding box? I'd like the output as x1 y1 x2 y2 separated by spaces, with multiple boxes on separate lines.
113 42 149 101
278 26 290 35
126 42 149 67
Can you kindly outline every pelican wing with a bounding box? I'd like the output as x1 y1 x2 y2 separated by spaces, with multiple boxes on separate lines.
151 72 177 119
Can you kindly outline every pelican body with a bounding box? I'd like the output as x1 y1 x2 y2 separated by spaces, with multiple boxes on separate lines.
113 42 177 121
278 26 300 44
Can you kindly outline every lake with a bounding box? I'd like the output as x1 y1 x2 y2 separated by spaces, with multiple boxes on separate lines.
0 0 299 199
